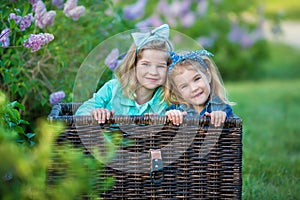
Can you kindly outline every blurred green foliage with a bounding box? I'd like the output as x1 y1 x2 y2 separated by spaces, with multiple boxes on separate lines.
0 91 116 199
0 92 34 146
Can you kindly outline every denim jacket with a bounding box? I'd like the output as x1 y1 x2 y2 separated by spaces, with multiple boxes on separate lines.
167 94 234 117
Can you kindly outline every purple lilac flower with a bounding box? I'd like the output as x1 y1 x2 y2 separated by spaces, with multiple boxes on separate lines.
197 0 208 17
9 13 34 31
23 33 54 52
169 0 182 16
135 15 163 28
157 0 195 27
180 0 192 15
105 48 120 70
123 0 147 20
181 11 195 27
156 0 168 14
228 22 240 43
63 0 86 21
20 13 34 31
135 18 152 28
0 28 10 47
228 22 260 48
29 0 39 11
35 0 56 29
49 91 66 105
197 34 217 48
52 0 64 9
239 34 255 48
8 13 22 24
165 15 177 27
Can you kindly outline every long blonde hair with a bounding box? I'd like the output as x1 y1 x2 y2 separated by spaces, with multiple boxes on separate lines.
164 57 234 106
114 40 172 99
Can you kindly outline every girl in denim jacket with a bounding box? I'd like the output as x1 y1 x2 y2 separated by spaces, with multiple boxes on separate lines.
164 50 235 126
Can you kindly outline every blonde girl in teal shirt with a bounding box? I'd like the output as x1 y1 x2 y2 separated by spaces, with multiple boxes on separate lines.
76 24 173 123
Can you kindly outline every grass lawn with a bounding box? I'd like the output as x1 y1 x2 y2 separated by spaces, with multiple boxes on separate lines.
226 79 300 199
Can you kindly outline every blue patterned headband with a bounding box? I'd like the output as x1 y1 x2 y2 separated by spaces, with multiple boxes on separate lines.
131 24 172 52
168 50 214 71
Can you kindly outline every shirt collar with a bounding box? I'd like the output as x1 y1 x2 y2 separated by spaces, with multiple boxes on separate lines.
120 87 163 108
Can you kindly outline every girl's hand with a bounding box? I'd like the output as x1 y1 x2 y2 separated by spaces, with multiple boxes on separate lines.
166 110 186 125
91 108 115 124
205 111 226 127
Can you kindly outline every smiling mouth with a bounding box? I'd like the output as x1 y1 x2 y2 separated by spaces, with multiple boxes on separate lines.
192 91 203 98
146 78 158 82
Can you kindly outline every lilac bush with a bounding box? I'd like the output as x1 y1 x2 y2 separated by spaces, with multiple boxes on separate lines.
0 0 84 119
23 33 54 52
0 0 127 121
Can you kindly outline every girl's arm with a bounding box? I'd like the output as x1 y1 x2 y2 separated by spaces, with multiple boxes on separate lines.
75 80 114 121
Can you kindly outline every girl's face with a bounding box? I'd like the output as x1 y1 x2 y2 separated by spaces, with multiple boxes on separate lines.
136 49 168 91
173 66 211 110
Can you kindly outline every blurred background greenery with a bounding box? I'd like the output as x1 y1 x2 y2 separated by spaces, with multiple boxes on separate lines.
1 0 299 199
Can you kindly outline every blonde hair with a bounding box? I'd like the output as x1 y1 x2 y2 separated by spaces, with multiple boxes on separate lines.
164 57 234 106
115 40 172 99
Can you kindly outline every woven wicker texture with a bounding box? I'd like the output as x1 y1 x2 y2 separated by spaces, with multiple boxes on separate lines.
48 103 242 199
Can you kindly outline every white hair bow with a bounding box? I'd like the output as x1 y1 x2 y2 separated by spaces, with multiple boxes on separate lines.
131 24 171 52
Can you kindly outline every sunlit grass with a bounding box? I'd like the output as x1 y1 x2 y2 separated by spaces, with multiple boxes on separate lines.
256 43 300 80
226 79 300 199
263 0 300 19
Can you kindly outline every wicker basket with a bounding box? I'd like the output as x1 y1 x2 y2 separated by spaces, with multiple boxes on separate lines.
48 103 242 199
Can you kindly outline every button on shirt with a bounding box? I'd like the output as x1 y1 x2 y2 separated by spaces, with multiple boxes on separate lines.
75 79 168 116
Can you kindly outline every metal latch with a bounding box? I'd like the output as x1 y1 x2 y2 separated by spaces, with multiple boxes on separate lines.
150 149 164 184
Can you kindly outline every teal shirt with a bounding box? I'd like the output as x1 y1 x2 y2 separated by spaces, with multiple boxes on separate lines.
75 79 168 116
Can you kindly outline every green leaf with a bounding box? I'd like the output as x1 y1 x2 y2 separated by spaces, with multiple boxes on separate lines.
100 176 115 192
7 108 20 122
19 119 29 125
22 3 30 17
14 126 25 134
11 84 17 95
25 133 35 139
16 139 25 143
9 101 25 111
29 141 35 146
8 122 16 128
